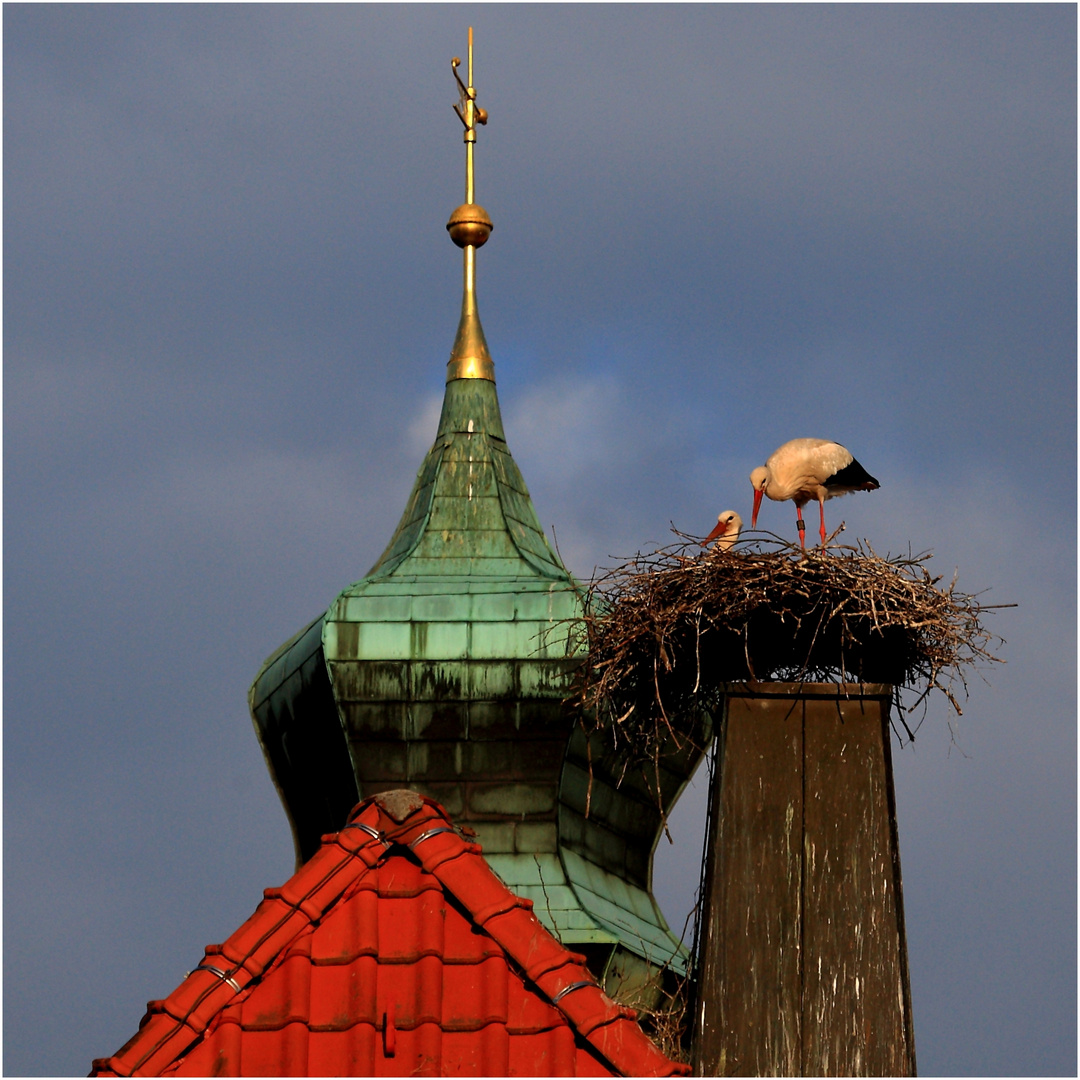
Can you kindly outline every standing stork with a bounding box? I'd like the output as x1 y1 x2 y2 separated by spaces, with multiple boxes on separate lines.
750 438 879 547
704 510 743 551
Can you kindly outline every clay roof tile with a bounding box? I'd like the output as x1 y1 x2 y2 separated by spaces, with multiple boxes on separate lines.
92 792 688 1078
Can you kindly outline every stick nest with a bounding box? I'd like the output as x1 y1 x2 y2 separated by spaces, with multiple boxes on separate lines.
569 532 1009 760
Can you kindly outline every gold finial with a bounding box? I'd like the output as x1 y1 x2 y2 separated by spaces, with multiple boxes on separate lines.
446 27 494 382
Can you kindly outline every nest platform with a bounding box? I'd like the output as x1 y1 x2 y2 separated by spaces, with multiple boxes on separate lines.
571 535 1007 761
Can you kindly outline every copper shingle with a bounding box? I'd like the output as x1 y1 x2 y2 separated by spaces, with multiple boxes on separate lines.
91 792 687 1077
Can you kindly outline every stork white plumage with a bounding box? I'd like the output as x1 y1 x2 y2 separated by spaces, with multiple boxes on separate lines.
750 438 879 548
705 509 743 551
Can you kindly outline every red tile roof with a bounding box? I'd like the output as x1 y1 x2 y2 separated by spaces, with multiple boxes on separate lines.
92 791 688 1077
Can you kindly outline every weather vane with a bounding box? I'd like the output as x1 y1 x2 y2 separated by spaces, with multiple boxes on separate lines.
445 27 495 382
450 27 489 205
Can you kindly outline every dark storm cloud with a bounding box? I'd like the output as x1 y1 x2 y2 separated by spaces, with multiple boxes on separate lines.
5 6 1074 1076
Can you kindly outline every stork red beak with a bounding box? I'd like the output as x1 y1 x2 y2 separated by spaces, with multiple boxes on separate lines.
752 488 763 529
705 519 727 544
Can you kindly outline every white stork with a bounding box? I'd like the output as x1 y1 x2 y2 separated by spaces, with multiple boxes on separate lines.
704 509 743 551
750 438 879 548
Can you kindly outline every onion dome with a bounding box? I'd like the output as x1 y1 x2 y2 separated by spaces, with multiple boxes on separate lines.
248 30 705 1005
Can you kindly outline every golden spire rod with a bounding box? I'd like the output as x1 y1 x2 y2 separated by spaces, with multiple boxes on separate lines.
446 27 494 383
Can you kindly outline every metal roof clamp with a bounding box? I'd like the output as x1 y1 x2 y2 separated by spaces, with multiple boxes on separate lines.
550 980 595 1005
192 964 242 993
343 821 390 848
408 826 457 849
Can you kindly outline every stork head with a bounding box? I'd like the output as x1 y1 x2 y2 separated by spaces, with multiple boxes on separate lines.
705 509 743 550
749 466 768 528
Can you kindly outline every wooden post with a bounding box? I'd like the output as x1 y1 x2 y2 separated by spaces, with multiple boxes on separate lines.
691 683 915 1077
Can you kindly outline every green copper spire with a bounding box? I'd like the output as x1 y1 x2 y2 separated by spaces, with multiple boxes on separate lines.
249 30 700 1006
367 29 562 581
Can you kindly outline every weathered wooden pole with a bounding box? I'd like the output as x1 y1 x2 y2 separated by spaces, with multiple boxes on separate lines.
691 682 916 1077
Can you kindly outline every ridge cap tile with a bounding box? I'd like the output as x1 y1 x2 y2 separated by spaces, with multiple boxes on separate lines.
92 792 686 1078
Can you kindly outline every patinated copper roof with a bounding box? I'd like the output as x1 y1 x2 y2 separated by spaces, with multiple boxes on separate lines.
91 793 687 1078
245 29 702 987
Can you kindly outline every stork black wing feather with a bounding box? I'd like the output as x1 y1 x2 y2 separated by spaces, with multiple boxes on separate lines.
827 458 879 490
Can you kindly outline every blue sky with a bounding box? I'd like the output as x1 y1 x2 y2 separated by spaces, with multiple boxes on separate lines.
5 6 1075 1076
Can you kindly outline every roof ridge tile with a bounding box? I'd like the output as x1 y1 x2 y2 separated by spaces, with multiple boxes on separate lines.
99 825 390 1077
387 795 689 1077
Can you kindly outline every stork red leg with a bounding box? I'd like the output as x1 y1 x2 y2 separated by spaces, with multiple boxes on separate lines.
796 506 806 549
818 498 827 545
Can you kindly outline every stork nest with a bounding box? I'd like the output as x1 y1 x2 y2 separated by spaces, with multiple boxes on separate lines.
568 531 1009 762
